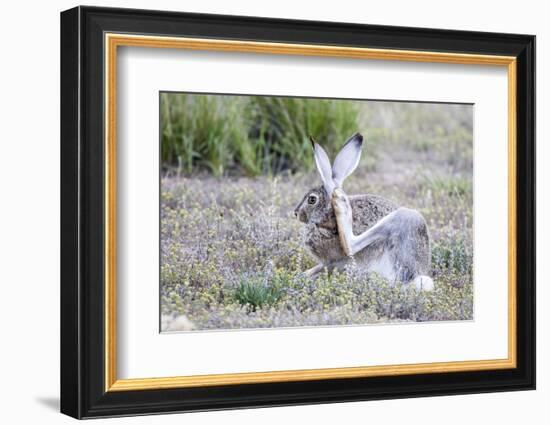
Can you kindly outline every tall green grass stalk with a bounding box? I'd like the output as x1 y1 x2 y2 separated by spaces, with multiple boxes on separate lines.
160 93 360 176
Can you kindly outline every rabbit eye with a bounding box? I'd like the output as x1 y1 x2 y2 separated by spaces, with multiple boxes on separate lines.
307 194 318 205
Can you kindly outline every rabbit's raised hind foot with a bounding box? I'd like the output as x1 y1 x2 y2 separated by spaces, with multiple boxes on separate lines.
332 187 354 256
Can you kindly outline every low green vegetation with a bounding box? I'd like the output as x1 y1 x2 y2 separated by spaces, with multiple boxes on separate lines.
233 277 284 311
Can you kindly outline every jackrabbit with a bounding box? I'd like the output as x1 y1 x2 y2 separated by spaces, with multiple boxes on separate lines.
294 133 434 291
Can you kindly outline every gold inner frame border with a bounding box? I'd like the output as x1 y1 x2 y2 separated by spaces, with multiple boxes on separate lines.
104 33 517 392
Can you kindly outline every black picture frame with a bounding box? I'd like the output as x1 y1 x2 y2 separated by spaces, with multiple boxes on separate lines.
60 5 535 419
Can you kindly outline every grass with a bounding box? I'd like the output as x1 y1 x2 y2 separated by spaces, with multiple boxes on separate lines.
161 93 364 176
160 96 473 331
425 175 472 198
161 94 472 178
233 277 283 312
160 173 473 330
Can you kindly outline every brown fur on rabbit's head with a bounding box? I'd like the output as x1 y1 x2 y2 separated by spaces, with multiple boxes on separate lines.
294 185 333 227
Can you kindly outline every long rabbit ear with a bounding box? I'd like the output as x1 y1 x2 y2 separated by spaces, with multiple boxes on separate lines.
332 133 363 188
310 136 336 195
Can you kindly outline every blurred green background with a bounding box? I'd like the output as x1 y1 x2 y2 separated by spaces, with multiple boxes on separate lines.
160 92 472 177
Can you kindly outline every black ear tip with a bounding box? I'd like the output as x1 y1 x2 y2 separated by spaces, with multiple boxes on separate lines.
345 132 363 147
309 135 316 148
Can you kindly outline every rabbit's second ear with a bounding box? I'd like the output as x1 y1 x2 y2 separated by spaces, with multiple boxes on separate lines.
311 137 336 195
332 133 363 188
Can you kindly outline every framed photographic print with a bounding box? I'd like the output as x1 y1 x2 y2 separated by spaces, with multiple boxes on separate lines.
60 6 536 419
